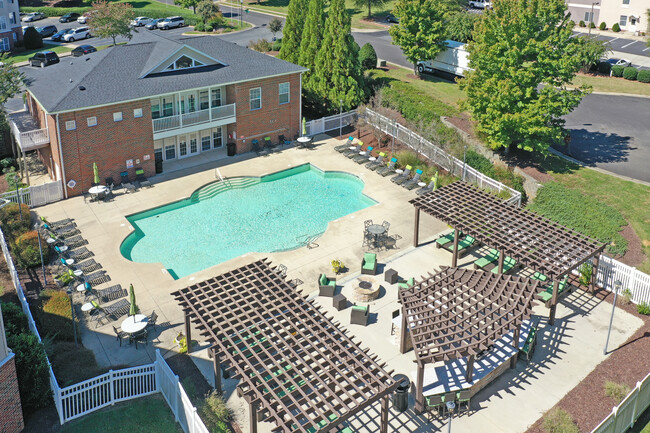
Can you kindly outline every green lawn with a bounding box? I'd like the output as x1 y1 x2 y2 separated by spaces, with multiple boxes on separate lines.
7 43 72 64
62 395 183 433
572 74 650 97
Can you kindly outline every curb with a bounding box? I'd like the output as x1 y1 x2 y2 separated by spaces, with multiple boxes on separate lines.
590 91 650 99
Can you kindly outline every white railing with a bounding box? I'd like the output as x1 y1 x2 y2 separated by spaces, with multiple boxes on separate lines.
596 255 650 304
0 181 64 208
304 110 357 136
153 103 236 133
10 119 50 152
591 371 650 433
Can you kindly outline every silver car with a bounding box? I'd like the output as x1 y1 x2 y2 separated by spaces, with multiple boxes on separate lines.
22 12 45 22
157 16 185 30
63 27 91 42
131 16 153 27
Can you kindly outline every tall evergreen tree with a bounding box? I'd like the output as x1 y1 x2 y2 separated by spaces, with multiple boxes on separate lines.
312 0 365 112
298 0 325 87
278 0 308 64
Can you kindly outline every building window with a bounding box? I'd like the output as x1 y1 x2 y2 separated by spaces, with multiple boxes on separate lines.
151 101 161 119
65 120 76 131
213 127 222 148
201 133 211 151
0 37 9 52
165 144 176 160
279 82 290 105
87 116 97 127
211 88 221 107
249 87 261 111
622 0 630 4
0 2 4 9
162 97 174 117
0 16 6 31
113 112 123 122
163 55 205 71
10 12 16 25
133 108 143 118
584 12 594 22
199 90 209 110
619 15 627 26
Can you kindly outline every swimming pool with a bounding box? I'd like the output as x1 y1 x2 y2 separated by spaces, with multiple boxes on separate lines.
120 164 376 279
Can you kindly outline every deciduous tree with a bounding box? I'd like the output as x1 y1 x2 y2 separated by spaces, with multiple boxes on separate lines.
174 0 199 13
88 0 135 46
446 11 478 43
0 53 24 127
278 0 308 64
196 0 220 24
459 0 594 153
268 17 283 40
352 0 388 19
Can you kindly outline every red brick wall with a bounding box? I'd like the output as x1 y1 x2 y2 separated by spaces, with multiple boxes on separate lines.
0 355 24 433
0 27 23 52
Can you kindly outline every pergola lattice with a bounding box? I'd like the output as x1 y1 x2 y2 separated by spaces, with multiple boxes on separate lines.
173 260 398 433
410 181 606 323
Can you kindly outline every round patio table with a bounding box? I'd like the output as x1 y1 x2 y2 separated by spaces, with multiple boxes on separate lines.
369 157 376 161
418 182 427 187
73 269 83 277
81 302 95 313
359 151 367 156
46 237 57 245
88 185 108 195
349 146 357 150
121 314 148 334
367 224 387 248
395 169 403 174
76 283 86 292
297 136 311 145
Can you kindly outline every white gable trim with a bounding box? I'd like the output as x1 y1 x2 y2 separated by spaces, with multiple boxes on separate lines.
139 44 228 78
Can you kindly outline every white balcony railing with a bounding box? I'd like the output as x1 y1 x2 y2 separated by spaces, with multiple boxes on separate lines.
152 103 236 133
15 127 50 151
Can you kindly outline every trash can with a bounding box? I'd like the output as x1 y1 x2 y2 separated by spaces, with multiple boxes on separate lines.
227 142 236 157
392 374 410 412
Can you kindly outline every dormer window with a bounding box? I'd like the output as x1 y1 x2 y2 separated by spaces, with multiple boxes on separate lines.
164 55 205 71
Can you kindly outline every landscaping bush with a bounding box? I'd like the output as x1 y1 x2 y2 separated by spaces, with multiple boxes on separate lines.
623 67 638 81
543 408 579 433
620 288 633 305
612 23 620 32
23 27 43 50
0 157 15 172
6 332 52 413
207 16 224 29
0 301 28 336
638 302 650 315
0 202 31 240
578 262 593 287
597 61 611 75
611 65 624 77
492 164 526 202
589 21 596 28
248 39 272 52
36 289 76 341
528 182 628 256
605 381 631 403
194 22 205 31
272 38 282 51
47 341 114 387
200 390 233 433
599 22 607 30
359 43 378 71
394 150 426 171
14 230 50 269
465 149 495 177
204 24 213 32
579 20 586 27
637 70 650 83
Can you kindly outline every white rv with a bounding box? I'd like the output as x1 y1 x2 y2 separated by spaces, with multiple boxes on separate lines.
416 40 472 78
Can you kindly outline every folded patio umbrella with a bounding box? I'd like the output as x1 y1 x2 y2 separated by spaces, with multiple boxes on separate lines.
129 284 138 316
433 171 439 191
302 117 306 136
93 162 100 185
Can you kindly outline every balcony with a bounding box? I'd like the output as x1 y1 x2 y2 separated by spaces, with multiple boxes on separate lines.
8 110 50 152
152 103 236 134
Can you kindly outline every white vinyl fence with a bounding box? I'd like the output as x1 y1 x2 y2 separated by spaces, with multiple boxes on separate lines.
591 372 650 433
0 180 64 208
596 255 650 304
0 227 209 432
304 110 357 136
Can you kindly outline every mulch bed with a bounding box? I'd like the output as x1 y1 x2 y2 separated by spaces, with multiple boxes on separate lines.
619 224 646 268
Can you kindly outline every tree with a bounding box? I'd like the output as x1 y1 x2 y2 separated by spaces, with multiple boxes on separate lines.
22 27 43 50
446 12 479 43
278 0 308 64
174 0 200 13
88 1 135 46
459 0 593 153
0 54 24 139
196 0 220 24
359 43 378 70
312 0 365 112
298 0 325 84
268 17 283 40
353 0 388 19
389 0 454 74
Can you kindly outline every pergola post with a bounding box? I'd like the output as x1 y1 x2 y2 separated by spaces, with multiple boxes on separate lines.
415 363 425 413
549 280 560 325
184 311 192 354
380 394 389 433
246 396 258 433
510 326 520 368
211 345 222 394
590 256 600 294
451 228 460 268
465 355 475 382
413 208 420 248
497 249 505 274
399 310 408 354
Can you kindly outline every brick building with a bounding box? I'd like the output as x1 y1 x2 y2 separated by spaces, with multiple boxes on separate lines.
0 0 22 52
0 304 24 433
10 32 306 198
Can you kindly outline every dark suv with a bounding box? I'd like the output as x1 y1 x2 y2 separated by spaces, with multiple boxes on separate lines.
29 51 60 68
36 25 58 37
59 12 80 23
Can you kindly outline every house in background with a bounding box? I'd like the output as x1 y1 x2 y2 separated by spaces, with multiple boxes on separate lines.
9 32 306 198
0 0 22 52
566 0 649 33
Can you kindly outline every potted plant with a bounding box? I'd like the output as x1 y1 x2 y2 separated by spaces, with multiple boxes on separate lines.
331 259 346 274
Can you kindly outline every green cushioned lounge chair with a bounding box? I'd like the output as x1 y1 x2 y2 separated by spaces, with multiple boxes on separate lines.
398 277 415 290
532 271 548 282
474 248 499 270
435 230 457 248
361 252 377 275
491 255 517 274
318 273 336 297
351 304 369 326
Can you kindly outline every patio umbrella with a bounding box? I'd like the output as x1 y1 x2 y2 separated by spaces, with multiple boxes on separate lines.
128 284 138 316
302 117 306 136
433 171 439 191
92 162 100 185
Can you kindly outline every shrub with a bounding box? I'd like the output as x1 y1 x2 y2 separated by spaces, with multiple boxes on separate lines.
47 341 110 387
23 27 43 50
620 288 633 305
623 67 638 81
204 24 213 32
543 408 579 433
0 157 15 171
638 302 650 315
637 70 650 83
578 262 593 286
394 150 426 171
359 43 378 71
248 38 272 52
0 202 31 240
579 20 586 27
208 15 224 29
200 390 233 433
194 22 205 31
612 23 620 32
597 61 611 75
6 332 52 413
0 301 28 336
611 65 624 77
272 38 282 51
14 230 50 269
604 381 631 403
36 289 77 342
589 21 596 28
599 22 607 30
465 149 495 178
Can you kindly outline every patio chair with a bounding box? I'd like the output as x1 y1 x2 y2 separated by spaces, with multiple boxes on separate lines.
147 310 158 331
94 284 127 303
416 180 435 195
382 220 390 232
390 309 400 336
403 169 424 190
77 258 102 273
105 177 115 188
44 222 80 237
491 255 517 274
279 134 291 147
264 136 275 149
519 324 537 362
135 168 152 188
352 146 373 163
59 234 88 249
335 136 354 152
361 252 377 275
92 298 130 327
531 271 548 282
442 392 457 415
120 171 136 193
365 153 385 170
457 389 471 414
377 158 398 177
133 329 148 349
398 277 415 290
350 304 369 326
474 248 500 270
40 216 76 229
84 270 111 287
391 165 412 185
426 394 444 422
342 141 362 156
113 325 129 346
252 139 270 156
318 273 336 297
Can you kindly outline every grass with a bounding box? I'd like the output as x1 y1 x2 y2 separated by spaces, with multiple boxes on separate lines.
542 408 579 433
572 74 650 97
604 380 632 404
61 395 183 433
185 18 252 33
7 43 72 64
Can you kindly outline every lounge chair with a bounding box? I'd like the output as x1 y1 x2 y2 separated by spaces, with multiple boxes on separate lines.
435 230 457 249
491 255 517 274
398 277 415 290
84 270 111 287
335 136 355 152
361 252 377 275
391 166 412 185
531 271 548 282
59 234 88 249
365 152 385 170
537 276 570 303
77 258 102 273
474 248 500 270
440 233 476 257
416 180 435 195
403 169 423 189
353 146 373 163
120 171 136 193
55 245 93 260
343 141 362 156
40 216 75 229
135 168 152 188
377 158 398 176
92 299 130 327
44 222 80 237
519 324 537 362
93 284 126 303
318 273 336 297
350 304 369 326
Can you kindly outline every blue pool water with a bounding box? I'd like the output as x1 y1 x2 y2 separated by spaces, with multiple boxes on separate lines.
120 164 375 279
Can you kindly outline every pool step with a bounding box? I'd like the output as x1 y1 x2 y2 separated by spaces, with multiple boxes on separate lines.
192 177 259 202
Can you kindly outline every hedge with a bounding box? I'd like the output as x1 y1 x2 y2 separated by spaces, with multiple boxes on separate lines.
612 23 620 32
359 43 378 71
36 289 77 342
6 332 52 414
597 61 611 75
0 301 29 336
14 230 50 268
599 22 607 30
611 65 624 77
623 67 638 81
637 70 650 83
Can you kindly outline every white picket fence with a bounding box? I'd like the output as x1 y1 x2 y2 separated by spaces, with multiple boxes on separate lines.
596 255 650 304
591 372 650 433
0 227 209 432
304 110 357 136
0 180 64 208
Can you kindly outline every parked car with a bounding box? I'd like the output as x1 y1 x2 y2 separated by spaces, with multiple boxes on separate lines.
22 12 45 22
29 51 60 68
131 16 153 27
606 58 632 67
468 0 491 8
145 19 162 30
77 13 91 24
157 16 184 30
71 44 97 56
63 27 91 42
51 28 74 41
36 25 58 38
59 12 80 23
386 14 399 23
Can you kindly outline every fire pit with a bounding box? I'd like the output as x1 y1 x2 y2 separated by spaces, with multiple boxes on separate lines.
354 277 380 302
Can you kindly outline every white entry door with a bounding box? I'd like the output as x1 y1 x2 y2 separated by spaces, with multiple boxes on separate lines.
188 133 199 156
178 135 188 158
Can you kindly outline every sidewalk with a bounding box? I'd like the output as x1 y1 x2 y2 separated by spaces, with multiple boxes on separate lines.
573 27 648 41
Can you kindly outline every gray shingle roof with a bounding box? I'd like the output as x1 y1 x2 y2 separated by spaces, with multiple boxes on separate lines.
22 33 306 113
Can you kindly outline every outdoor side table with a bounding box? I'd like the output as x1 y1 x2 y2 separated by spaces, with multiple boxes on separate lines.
418 182 427 187
81 302 95 313
333 293 347 311
385 269 398 284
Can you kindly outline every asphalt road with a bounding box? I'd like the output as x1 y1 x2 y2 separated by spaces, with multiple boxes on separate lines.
595 34 650 57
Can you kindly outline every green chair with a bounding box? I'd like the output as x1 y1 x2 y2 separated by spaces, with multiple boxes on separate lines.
519 325 537 362
361 252 377 275
531 271 548 282
135 168 152 188
474 248 500 270
398 277 415 290
351 304 369 326
491 255 517 274
537 276 569 303
318 273 336 297
426 394 444 422
435 230 457 248
457 389 471 414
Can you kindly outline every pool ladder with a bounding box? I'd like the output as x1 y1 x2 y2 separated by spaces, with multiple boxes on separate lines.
216 168 231 187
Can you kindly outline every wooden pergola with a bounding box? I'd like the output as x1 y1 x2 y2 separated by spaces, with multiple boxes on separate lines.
398 267 541 412
411 181 606 324
172 260 399 433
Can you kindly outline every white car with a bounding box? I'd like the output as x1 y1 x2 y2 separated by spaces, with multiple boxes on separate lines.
63 27 91 42
77 14 90 24
131 16 153 26
468 0 491 8
606 58 632 68
22 12 45 22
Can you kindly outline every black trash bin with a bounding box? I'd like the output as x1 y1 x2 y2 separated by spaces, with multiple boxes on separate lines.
392 374 410 412
227 142 236 157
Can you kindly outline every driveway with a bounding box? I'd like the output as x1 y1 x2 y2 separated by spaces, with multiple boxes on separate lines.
563 93 650 183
